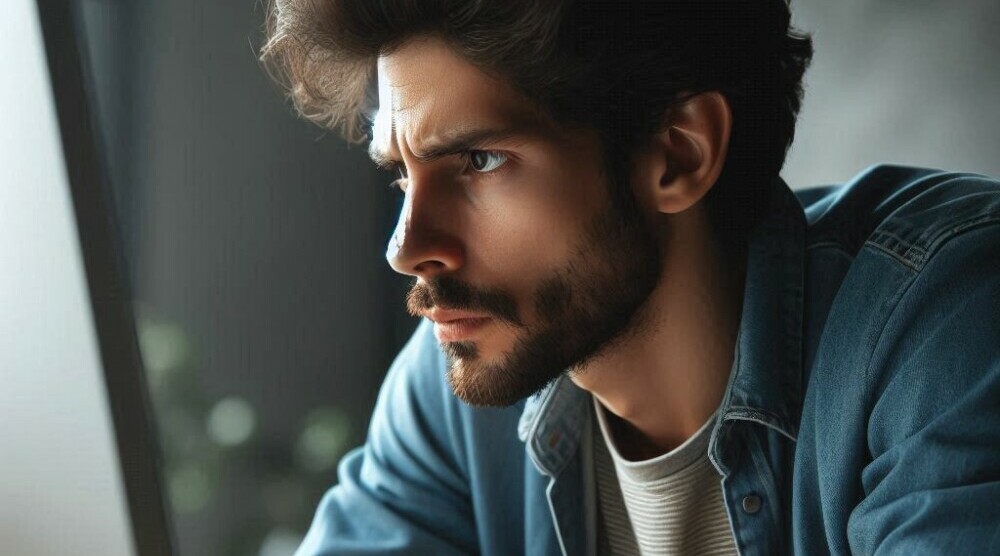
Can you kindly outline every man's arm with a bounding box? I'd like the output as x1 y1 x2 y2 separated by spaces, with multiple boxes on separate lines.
847 223 1000 554
295 319 478 555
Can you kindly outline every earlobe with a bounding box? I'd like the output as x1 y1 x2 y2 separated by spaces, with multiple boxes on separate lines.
648 92 732 214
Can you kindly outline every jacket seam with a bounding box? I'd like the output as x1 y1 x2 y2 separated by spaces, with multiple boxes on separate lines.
863 240 922 271
921 214 1000 263
725 405 798 442
862 220 1000 389
864 213 1000 272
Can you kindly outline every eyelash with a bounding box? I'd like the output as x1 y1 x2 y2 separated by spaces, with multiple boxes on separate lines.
386 150 508 192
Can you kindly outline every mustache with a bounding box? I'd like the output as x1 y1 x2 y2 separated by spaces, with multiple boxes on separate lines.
406 275 522 327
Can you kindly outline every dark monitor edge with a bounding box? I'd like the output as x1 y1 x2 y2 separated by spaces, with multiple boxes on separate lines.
34 1 176 555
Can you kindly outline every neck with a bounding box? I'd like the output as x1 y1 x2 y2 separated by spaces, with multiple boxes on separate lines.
569 204 745 460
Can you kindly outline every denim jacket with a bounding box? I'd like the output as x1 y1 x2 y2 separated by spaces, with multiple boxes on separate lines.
296 164 1000 555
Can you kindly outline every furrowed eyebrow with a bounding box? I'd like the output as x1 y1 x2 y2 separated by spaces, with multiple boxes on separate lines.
368 127 527 170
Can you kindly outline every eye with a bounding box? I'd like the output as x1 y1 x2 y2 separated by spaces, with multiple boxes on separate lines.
468 150 507 173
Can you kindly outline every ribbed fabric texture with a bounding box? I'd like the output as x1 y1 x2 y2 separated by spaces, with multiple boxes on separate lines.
592 396 737 556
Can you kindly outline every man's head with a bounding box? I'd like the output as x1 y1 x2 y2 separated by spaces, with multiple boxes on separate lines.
261 0 812 407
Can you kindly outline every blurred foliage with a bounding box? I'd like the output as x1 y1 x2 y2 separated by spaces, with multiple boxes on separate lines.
135 305 355 555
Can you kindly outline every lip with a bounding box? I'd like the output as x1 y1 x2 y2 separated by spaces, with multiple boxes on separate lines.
426 308 490 324
426 309 493 342
433 317 491 342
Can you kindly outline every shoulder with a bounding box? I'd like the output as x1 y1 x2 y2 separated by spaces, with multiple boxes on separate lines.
799 163 1000 268
800 164 1000 417
797 165 1000 460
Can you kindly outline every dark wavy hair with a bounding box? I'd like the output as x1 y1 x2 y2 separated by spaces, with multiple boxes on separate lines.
260 0 813 254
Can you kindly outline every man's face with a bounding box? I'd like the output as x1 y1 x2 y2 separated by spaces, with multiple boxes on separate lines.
373 37 662 407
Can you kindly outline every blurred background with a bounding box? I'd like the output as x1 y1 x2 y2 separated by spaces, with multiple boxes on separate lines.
73 1 999 555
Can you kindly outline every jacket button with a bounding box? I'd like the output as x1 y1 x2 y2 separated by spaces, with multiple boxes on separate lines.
742 494 762 514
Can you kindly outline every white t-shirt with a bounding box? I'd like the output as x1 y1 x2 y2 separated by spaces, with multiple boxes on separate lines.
592 396 738 556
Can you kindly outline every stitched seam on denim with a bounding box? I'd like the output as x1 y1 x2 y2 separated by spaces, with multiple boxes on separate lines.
866 211 1000 272
726 406 798 443
863 240 921 271
922 215 1000 262
870 228 917 248
864 219 1000 389
908 179 1000 245
866 229 927 270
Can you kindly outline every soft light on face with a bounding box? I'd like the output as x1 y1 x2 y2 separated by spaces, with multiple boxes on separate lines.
370 57 394 162
372 58 407 263
374 37 663 407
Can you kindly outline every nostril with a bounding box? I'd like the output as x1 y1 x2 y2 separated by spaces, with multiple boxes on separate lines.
413 259 447 275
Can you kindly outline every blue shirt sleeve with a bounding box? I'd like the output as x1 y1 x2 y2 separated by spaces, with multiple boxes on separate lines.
847 222 1000 554
295 319 478 555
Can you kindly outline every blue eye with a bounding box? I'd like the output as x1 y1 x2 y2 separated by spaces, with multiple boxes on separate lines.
468 150 507 173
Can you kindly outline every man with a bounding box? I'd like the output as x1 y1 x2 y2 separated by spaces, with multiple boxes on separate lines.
261 1 1000 554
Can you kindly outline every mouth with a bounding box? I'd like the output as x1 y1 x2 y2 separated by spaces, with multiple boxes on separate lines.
425 308 493 342
432 317 492 342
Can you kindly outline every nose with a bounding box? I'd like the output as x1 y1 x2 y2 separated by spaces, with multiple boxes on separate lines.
385 178 465 278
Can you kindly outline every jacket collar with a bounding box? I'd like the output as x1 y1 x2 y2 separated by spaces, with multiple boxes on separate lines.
710 178 805 471
518 178 807 477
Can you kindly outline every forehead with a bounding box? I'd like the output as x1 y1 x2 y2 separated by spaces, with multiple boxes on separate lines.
370 37 554 157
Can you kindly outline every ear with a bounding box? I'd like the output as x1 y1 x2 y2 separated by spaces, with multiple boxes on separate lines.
633 91 732 215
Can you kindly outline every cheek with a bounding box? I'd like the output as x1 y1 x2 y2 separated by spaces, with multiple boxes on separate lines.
465 163 605 291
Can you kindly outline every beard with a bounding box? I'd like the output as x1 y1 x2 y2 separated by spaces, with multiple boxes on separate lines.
405 188 662 407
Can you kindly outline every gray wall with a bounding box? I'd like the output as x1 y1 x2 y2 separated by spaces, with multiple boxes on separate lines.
785 1 1000 186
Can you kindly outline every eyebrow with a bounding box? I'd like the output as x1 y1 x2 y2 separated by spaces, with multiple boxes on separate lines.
368 127 530 170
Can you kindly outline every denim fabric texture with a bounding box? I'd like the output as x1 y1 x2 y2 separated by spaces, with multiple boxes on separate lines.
296 164 1000 555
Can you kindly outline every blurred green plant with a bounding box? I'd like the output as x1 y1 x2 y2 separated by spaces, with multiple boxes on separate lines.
294 407 352 474
134 305 357 555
